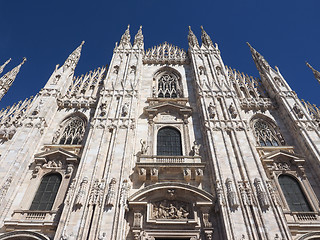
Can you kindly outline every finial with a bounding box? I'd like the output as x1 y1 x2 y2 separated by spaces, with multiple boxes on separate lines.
22 57 27 64
188 26 199 48
81 40 85 45
200 26 213 48
63 41 85 71
0 57 27 101
306 62 320 84
0 58 12 75
119 25 131 47
134 25 144 48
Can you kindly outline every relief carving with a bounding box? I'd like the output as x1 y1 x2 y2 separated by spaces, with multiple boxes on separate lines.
226 178 239 209
89 179 105 206
208 102 216 119
105 178 117 207
152 200 191 220
254 178 269 209
74 177 88 207
0 175 12 201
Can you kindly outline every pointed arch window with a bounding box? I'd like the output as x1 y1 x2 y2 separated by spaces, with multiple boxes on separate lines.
278 175 312 212
57 116 86 145
157 73 182 98
253 119 283 146
30 173 62 211
157 127 182 156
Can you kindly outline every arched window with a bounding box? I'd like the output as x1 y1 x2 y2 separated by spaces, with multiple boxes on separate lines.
157 73 182 98
30 173 62 211
278 175 311 212
157 127 182 156
57 116 86 145
253 119 282 146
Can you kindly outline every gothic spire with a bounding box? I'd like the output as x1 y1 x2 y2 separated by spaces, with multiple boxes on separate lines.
119 25 131 47
0 58 11 75
246 42 270 71
0 57 26 101
63 41 85 71
188 26 199 48
306 62 320 84
133 26 144 48
200 26 213 48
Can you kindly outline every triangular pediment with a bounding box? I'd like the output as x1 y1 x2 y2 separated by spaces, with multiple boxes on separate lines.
262 149 304 161
35 148 79 162
144 100 192 121
145 102 192 113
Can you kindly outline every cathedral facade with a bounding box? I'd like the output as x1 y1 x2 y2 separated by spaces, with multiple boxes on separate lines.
0 26 320 240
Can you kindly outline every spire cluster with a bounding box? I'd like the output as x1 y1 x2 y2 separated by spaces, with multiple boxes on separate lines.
187 26 215 49
118 25 144 49
0 57 26 101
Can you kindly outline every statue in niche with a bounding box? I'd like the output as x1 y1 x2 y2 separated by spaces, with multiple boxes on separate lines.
140 139 149 154
208 102 216 119
192 141 201 156
121 103 129 117
152 200 191 219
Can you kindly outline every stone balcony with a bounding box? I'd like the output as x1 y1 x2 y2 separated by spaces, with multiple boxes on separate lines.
4 210 59 232
136 155 205 183
285 211 320 223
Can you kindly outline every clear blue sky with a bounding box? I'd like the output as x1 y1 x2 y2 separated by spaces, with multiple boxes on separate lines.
0 0 319 108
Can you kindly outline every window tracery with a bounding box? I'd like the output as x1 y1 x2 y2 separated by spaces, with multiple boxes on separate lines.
253 118 283 146
157 73 181 98
54 116 86 145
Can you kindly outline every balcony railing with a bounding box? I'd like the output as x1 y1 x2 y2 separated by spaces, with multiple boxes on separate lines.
6 210 58 222
294 212 318 221
137 155 203 165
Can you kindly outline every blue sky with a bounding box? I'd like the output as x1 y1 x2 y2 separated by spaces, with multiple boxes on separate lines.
0 0 319 108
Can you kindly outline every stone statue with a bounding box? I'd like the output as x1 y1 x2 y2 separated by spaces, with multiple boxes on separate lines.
192 141 201 156
140 139 149 154
208 102 216 119
121 103 129 117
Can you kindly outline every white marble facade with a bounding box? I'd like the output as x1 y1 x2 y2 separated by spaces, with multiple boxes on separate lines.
0 26 320 240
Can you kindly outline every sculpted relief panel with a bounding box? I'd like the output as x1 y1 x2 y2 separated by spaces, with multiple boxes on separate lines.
151 200 192 220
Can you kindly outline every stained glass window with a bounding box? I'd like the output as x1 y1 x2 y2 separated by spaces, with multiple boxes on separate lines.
30 173 62 211
157 127 182 156
278 175 311 212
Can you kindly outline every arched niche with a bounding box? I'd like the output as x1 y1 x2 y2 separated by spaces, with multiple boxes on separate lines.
128 183 214 240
